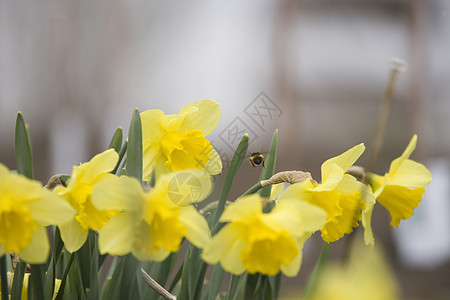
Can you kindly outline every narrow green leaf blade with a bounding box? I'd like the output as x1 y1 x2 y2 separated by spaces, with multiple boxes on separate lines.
126 109 143 182
211 134 249 228
259 129 278 198
14 112 34 179
11 261 26 300
44 256 56 300
1 255 9 300
30 264 45 300
203 264 225 300
108 127 123 154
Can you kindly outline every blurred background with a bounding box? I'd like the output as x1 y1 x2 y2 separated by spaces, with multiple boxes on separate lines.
1 0 449 299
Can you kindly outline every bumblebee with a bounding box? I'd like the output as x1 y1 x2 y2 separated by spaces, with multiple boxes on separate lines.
250 152 265 168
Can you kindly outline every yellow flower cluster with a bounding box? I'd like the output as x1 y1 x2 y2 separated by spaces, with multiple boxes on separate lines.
0 99 432 283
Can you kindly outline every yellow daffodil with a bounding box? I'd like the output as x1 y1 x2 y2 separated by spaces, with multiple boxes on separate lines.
279 144 375 244
202 194 326 277
0 163 75 263
53 149 119 252
141 100 222 181
305 239 400 300
91 170 213 261
367 135 432 227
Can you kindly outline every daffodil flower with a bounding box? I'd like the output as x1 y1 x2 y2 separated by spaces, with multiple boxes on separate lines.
91 170 213 261
367 135 432 227
306 238 400 300
202 194 327 277
0 163 75 264
279 144 375 244
53 149 119 252
141 100 222 181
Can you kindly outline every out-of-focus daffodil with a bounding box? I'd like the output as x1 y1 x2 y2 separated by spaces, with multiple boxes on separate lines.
303 238 400 300
53 149 119 252
141 100 222 181
202 194 326 277
280 144 375 244
0 163 75 264
92 170 212 261
367 135 432 227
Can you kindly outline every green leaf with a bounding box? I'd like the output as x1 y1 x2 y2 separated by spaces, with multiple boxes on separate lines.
14 112 34 179
30 264 45 300
1 255 9 300
168 261 183 293
225 274 241 300
203 264 225 300
260 276 272 300
126 109 143 182
271 273 281 299
112 141 128 175
178 245 192 300
44 256 56 300
108 127 123 153
102 254 141 300
211 134 249 229
302 242 330 299
10 261 26 300
143 252 178 299
258 129 278 198
54 251 75 300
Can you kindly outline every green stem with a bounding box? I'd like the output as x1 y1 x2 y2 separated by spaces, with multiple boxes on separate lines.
302 242 330 299
241 182 263 196
1 255 9 300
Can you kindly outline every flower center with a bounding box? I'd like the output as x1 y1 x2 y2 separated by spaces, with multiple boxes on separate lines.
240 218 298 276
134 199 187 256
0 203 38 253
161 129 212 171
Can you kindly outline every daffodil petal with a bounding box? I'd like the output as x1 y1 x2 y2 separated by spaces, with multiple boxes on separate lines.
220 194 262 223
143 143 165 181
270 183 285 200
80 149 119 183
59 218 88 253
280 235 308 277
133 247 171 262
205 149 222 175
165 170 213 206
202 223 246 275
321 143 365 182
377 185 425 227
0 244 5 258
178 206 211 248
268 198 327 234
362 204 375 245
141 109 165 141
277 180 315 202
337 174 375 206
5 172 43 204
19 226 50 264
27 190 76 226
389 135 417 174
315 164 345 191
367 172 385 193
179 100 221 136
91 175 143 211
387 159 432 188
98 212 136 256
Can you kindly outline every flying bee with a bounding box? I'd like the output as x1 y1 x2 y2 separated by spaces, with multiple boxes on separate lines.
249 152 265 168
